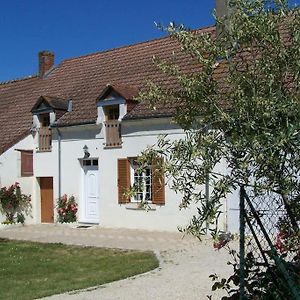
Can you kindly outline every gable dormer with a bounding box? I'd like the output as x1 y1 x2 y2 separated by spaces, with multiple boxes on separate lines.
31 95 69 117
96 84 139 123
31 95 69 152
96 84 139 149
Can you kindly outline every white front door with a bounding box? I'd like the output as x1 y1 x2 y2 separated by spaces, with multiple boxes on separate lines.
83 164 99 223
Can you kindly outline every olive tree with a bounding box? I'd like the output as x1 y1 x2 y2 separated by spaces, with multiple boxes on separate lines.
137 0 300 239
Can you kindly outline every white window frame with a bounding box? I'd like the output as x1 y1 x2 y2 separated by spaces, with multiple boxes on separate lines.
130 159 152 202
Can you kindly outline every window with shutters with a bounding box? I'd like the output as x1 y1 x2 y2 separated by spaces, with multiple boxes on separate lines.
20 150 33 177
103 105 121 148
38 113 52 152
117 157 165 205
131 159 152 202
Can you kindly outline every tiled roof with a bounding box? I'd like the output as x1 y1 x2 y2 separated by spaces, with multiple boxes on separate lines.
0 76 41 154
31 95 69 112
0 25 215 154
97 84 140 101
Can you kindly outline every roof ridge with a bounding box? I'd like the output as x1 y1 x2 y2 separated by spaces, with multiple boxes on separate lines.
63 25 215 64
0 74 38 85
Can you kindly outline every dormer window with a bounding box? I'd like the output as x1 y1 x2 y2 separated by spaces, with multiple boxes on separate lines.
96 84 139 149
102 105 121 148
40 113 50 127
31 95 69 152
103 105 121 148
104 105 119 121
38 113 52 152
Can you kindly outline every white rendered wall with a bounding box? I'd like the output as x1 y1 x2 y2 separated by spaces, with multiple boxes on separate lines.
32 118 236 232
99 118 198 231
0 135 35 224
211 158 240 233
98 118 231 232
33 120 201 231
33 125 102 223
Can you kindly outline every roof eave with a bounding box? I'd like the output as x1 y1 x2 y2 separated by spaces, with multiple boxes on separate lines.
51 120 97 128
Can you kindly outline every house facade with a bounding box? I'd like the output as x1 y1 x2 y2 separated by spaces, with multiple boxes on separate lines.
0 26 239 232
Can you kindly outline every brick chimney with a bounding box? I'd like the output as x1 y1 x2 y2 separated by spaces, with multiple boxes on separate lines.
38 51 54 78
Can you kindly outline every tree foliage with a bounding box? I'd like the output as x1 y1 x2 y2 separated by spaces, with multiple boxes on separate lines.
137 0 300 238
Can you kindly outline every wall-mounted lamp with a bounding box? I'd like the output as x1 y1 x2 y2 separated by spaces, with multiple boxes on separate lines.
83 145 90 159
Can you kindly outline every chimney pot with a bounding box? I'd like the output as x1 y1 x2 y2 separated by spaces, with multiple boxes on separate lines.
39 51 54 78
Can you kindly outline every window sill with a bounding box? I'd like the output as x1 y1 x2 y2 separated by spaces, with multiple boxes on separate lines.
104 145 122 149
36 149 52 153
125 203 156 211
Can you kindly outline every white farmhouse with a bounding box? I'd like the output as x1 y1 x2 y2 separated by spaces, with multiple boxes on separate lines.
0 24 239 232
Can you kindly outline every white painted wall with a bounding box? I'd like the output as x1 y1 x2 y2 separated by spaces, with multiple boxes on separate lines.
0 135 35 224
99 118 199 231
32 118 230 232
0 114 229 233
32 119 196 230
33 124 102 223
213 159 240 233
0 118 239 232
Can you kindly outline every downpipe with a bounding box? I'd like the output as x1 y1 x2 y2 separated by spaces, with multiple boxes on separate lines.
57 128 62 200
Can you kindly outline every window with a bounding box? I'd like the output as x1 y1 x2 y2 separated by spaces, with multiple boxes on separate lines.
83 159 98 166
117 157 165 205
38 113 52 152
20 150 33 176
103 105 121 148
104 105 119 121
40 113 50 127
131 159 152 202
84 160 91 166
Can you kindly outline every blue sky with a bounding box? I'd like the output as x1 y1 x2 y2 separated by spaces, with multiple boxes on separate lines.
0 0 215 81
0 0 299 82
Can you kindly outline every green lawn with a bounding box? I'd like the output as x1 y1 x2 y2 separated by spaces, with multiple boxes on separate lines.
0 239 159 300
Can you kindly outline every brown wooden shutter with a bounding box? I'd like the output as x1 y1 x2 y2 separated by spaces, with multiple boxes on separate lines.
152 157 165 205
117 158 131 203
21 151 33 176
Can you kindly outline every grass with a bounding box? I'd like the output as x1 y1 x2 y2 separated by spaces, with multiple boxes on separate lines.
0 239 159 299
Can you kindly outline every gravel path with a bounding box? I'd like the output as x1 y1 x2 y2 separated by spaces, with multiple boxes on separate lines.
0 224 236 299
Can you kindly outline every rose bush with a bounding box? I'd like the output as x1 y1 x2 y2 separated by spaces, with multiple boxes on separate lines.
0 182 31 224
57 194 78 223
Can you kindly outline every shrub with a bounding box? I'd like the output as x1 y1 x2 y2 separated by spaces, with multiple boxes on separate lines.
0 182 31 224
57 194 78 223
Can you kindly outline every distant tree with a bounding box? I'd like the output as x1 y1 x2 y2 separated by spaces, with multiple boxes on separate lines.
137 0 300 239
